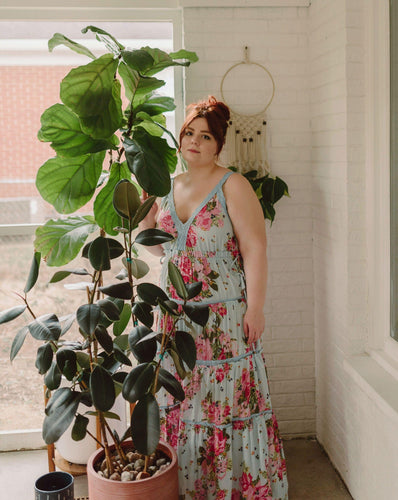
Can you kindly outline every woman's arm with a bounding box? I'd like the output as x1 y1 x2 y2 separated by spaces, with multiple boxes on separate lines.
224 173 268 345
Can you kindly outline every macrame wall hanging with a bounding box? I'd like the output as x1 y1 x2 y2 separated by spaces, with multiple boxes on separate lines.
220 47 275 176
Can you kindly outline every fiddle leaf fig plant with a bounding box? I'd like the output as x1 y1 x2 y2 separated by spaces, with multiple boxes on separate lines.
0 26 202 479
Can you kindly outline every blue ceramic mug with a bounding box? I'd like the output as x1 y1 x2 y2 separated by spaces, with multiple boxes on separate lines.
34 471 74 500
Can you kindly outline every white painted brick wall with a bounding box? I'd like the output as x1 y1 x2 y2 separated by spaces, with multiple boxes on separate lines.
183 5 314 437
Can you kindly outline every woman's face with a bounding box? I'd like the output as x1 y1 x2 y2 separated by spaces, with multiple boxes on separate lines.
180 117 219 166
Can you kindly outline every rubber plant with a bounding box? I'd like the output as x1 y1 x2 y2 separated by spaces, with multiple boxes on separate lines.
0 26 206 478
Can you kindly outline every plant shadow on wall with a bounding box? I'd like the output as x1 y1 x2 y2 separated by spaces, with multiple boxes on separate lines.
0 25 205 493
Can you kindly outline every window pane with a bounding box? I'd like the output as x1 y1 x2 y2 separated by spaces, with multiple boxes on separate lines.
0 21 172 432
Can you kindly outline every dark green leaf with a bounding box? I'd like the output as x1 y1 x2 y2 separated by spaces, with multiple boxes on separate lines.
175 330 197 371
136 283 168 306
158 299 179 316
49 268 90 284
112 179 141 221
56 349 77 380
90 364 116 412
113 344 132 366
142 46 198 77
0 305 26 325
24 251 41 293
131 393 160 456
130 196 156 228
94 325 114 354
121 49 154 73
38 103 117 157
43 388 82 444
186 281 203 300
71 414 89 441
128 325 157 363
35 343 54 375
44 361 62 391
182 304 210 327
168 260 188 300
131 302 154 329
114 333 129 352
76 304 101 337
168 347 188 380
36 152 105 214
124 129 174 197
10 326 29 361
118 62 165 103
29 314 61 341
97 299 120 322
76 351 91 369
34 216 97 267
99 281 133 300
158 367 185 402
94 162 131 236
122 363 154 403
134 96 176 117
135 228 174 246
88 236 111 271
48 33 96 59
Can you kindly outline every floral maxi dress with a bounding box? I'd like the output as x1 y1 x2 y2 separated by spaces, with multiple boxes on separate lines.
157 170 288 500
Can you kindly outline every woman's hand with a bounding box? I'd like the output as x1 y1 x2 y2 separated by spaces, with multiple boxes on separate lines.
243 307 265 345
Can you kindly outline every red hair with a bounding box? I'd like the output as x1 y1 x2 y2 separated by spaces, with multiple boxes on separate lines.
179 96 230 155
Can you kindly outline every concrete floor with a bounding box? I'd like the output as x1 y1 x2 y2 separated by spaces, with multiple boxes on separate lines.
0 438 352 499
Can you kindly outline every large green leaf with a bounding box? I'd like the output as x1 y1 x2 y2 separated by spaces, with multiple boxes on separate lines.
48 33 96 59
76 304 101 337
79 79 124 139
88 236 111 271
168 260 188 300
94 325 114 354
44 361 62 391
49 268 90 284
134 96 176 117
10 326 29 362
99 282 133 300
141 46 198 76
35 343 54 375
131 302 154 329
60 53 118 118
56 349 77 380
24 251 41 294
175 330 197 371
118 61 165 103
71 414 89 441
123 257 149 280
90 364 116 412
135 228 174 246
34 216 97 267
113 303 131 336
0 305 26 325
121 49 155 73
136 283 168 306
43 388 82 444
158 367 185 402
94 162 131 236
112 179 141 221
81 25 125 54
122 362 154 403
124 129 174 197
97 298 121 322
182 304 210 327
131 393 160 456
28 314 61 341
38 104 118 157
128 325 157 363
36 151 105 214
130 196 156 228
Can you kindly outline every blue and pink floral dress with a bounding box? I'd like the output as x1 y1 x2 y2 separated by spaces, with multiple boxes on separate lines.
157 170 288 499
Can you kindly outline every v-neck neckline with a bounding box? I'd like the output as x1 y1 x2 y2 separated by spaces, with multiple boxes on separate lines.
170 172 230 226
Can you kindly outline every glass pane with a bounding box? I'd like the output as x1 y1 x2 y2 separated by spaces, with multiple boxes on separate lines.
0 21 172 432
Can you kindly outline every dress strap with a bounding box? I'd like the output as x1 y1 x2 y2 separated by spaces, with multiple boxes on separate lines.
216 169 234 214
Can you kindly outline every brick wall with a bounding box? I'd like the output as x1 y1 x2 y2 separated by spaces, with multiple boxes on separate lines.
183 5 315 437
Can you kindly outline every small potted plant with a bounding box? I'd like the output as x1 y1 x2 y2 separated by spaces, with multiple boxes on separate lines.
0 26 202 500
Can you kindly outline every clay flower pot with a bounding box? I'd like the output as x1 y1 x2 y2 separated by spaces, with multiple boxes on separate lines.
87 440 179 500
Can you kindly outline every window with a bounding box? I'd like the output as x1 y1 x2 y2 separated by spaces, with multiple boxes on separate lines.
0 20 176 438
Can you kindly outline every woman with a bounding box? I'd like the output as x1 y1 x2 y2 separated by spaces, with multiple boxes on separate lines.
141 96 288 499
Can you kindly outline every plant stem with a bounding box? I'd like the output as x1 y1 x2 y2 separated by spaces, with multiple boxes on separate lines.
100 412 114 475
103 419 128 466
152 312 169 396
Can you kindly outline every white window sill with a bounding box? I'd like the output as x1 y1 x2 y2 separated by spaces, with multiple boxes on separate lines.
343 351 398 425
0 429 44 452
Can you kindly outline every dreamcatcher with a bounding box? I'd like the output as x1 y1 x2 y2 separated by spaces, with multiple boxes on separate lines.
219 46 275 176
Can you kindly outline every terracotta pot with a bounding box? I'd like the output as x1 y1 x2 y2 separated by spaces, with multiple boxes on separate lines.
87 440 179 500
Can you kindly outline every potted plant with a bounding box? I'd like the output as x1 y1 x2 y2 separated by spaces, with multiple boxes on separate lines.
0 26 202 499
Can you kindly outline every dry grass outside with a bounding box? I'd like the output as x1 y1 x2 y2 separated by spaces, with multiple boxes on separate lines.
0 236 161 432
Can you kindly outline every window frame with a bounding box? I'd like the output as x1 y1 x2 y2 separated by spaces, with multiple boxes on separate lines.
0 6 183 450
